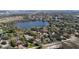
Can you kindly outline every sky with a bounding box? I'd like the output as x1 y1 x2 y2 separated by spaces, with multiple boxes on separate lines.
0 0 79 10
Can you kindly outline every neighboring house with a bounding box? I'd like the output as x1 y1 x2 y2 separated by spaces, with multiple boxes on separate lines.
24 35 33 40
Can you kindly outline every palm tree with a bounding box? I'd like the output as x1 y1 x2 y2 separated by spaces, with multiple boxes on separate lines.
48 18 57 42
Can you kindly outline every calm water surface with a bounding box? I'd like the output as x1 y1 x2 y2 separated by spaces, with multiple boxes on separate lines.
16 21 49 29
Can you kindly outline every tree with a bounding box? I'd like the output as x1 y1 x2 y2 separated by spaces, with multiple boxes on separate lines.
10 39 16 47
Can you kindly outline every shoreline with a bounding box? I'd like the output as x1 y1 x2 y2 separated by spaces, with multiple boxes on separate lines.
0 16 24 23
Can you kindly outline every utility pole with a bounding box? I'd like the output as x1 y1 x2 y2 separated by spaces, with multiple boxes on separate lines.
48 18 53 42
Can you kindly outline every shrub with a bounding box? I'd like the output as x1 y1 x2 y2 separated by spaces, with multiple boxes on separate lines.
28 43 33 48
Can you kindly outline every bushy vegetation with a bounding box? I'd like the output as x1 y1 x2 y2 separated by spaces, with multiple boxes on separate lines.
1 11 79 49
10 39 16 47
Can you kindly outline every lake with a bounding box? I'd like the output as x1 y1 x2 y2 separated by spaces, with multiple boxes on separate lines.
16 21 49 29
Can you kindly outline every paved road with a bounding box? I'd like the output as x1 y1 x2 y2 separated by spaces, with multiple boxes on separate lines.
42 35 79 49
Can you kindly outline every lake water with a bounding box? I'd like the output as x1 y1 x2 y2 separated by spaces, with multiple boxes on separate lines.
16 21 49 29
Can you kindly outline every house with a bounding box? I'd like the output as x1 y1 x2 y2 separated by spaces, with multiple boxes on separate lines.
24 35 33 40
